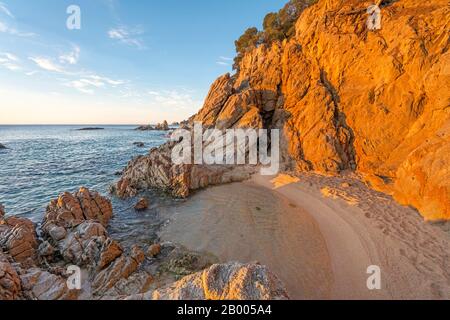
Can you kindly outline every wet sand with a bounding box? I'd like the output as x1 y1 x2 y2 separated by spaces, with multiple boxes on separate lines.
161 173 450 300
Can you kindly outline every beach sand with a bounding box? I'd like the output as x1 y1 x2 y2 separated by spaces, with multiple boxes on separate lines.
161 173 450 300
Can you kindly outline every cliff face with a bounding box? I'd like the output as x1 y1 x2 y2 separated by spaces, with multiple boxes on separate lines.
192 0 450 220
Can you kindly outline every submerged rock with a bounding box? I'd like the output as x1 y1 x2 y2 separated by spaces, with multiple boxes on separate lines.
126 262 290 300
77 127 104 131
133 142 145 148
147 244 161 258
134 198 149 211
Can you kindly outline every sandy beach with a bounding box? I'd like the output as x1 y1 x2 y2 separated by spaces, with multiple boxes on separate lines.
161 173 450 300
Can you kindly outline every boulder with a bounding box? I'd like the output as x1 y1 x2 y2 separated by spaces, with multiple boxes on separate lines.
42 187 113 230
113 141 257 199
134 198 149 211
0 253 22 300
0 216 38 265
0 203 4 218
20 268 78 300
147 244 161 258
125 262 289 300
92 245 147 297
55 221 110 267
37 188 151 299
0 143 6 149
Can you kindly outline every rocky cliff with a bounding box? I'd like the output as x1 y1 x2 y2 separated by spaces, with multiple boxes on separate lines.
115 0 449 221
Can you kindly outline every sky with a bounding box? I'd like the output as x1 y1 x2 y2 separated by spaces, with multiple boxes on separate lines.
0 0 287 125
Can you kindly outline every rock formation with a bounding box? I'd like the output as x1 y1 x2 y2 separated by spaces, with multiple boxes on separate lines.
76 127 104 131
0 215 38 266
113 141 257 198
0 189 150 300
134 198 149 211
133 142 145 148
136 121 170 131
125 262 289 300
0 143 6 149
114 0 450 220
0 191 287 300
0 253 21 300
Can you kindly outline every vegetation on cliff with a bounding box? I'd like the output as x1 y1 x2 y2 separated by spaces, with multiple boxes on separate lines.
233 0 317 69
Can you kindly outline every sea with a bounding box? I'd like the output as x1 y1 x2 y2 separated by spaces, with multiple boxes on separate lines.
0 125 179 247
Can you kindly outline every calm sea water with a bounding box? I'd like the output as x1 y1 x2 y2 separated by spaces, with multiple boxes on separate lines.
0 126 179 245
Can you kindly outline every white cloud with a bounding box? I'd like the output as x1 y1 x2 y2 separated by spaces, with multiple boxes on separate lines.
65 80 95 94
89 74 125 86
3 52 18 61
108 26 144 49
120 89 201 111
0 52 18 62
1 62 20 71
64 74 126 95
0 2 14 18
59 45 80 65
216 56 233 66
29 57 64 73
0 20 35 37
0 52 20 71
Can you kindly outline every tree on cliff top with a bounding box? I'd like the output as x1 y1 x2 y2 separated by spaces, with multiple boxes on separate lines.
233 0 317 70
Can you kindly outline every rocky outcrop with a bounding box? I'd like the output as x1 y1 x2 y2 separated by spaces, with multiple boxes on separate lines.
0 143 7 149
0 189 151 300
39 188 150 292
116 0 449 220
0 216 38 265
134 198 149 211
133 142 145 148
42 187 113 230
0 206 74 300
125 262 289 300
77 127 104 131
0 253 22 300
136 121 170 131
2 190 286 300
19 268 78 300
113 141 257 198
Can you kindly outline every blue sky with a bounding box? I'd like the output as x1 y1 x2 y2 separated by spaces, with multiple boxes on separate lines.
0 0 286 124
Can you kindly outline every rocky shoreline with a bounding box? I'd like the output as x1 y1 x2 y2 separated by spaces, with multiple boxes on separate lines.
1 0 448 301
0 188 289 300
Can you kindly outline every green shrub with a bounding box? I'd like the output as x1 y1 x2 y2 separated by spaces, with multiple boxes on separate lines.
233 0 317 70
